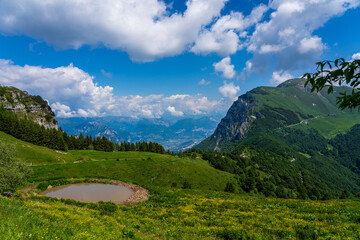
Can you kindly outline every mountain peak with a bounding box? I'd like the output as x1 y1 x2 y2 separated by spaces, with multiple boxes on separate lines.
276 78 308 89
197 78 360 152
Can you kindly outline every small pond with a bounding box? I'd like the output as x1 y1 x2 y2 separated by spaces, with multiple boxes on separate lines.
40 183 133 203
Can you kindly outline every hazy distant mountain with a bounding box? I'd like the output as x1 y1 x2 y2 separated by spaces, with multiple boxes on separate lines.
57 116 220 151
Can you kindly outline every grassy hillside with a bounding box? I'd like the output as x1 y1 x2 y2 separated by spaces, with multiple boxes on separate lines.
0 131 76 165
250 80 360 139
1 188 360 239
196 79 360 198
199 79 360 152
1 128 360 239
0 131 235 191
29 154 235 191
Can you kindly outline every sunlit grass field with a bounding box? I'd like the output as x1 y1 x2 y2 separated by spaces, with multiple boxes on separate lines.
1 188 360 239
29 155 236 191
1 131 360 239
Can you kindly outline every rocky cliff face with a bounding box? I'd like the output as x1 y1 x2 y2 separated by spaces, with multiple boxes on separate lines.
196 92 259 151
0 86 58 129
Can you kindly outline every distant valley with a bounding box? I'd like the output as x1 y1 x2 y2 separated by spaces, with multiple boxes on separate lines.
57 116 221 151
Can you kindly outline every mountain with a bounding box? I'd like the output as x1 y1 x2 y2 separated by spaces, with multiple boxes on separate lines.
4 128 359 239
0 86 58 129
198 78 360 151
197 78 360 194
0 85 216 151
72 121 122 143
57 116 219 151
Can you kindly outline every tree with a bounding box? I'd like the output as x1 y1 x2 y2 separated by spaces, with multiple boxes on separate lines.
321 192 332 200
303 58 360 110
339 189 350 199
182 179 192 189
0 142 31 193
224 182 235 193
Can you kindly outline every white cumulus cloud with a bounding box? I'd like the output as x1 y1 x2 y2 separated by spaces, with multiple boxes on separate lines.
0 0 228 62
352 52 360 60
0 0 357 74
245 0 360 73
198 78 211 86
167 106 184 117
218 81 240 100
0 59 115 117
298 36 325 54
0 59 229 118
191 4 268 56
270 70 293 85
214 57 236 79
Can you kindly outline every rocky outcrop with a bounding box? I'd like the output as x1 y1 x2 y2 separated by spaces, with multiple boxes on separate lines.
0 86 58 129
277 78 316 93
198 92 259 151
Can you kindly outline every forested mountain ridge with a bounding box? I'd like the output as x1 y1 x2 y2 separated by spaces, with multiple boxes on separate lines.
196 78 360 195
0 86 58 129
197 78 360 151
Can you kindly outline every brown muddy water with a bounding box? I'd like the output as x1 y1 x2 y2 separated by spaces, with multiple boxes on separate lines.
40 183 133 203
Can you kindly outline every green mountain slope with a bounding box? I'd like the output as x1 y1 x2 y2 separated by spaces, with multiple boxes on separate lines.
251 79 360 138
197 78 360 195
197 78 360 152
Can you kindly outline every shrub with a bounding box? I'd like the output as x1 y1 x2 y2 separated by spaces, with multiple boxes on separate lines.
37 182 50 191
97 201 118 215
217 229 249 240
0 142 31 192
182 180 192 189
321 192 332 200
295 225 318 240
122 228 136 238
339 190 350 199
224 182 235 193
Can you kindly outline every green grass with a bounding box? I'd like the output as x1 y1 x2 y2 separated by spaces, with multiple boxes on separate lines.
292 114 360 139
251 85 360 139
2 129 360 239
29 154 235 191
1 188 360 239
197 81 360 152
0 131 76 165
0 130 235 191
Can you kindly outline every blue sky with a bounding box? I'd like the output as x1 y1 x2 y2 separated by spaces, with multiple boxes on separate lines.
0 0 359 119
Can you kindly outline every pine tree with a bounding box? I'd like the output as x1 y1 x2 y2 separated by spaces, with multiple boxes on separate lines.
340 190 350 199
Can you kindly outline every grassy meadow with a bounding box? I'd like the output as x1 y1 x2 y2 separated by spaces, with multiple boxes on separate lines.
1 188 360 239
1 131 360 239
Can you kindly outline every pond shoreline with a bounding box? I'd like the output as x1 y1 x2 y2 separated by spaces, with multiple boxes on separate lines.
91 179 150 205
20 179 150 205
